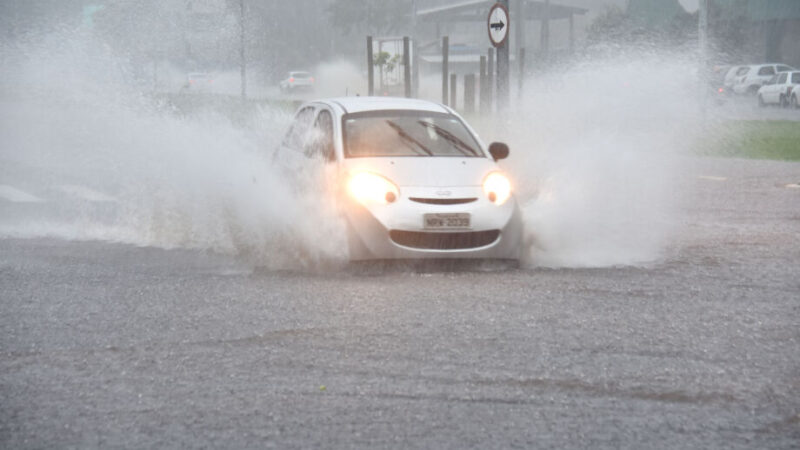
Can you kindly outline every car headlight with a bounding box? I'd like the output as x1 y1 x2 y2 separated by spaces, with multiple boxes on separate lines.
347 171 399 205
483 172 511 205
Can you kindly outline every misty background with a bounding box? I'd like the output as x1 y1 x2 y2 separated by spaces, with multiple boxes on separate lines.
2 0 797 96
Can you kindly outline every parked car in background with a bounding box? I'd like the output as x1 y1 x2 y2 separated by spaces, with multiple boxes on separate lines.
757 71 800 108
731 64 795 95
722 65 748 89
183 72 214 91
279 71 315 93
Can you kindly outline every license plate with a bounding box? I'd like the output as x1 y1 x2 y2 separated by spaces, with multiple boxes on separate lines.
423 213 471 229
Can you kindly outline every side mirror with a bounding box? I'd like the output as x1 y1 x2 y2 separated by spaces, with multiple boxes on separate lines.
488 142 509 161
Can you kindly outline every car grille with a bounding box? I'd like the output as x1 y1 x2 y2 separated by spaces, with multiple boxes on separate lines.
408 197 478 205
389 230 500 250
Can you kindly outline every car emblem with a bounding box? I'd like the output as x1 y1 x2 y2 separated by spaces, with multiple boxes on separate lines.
436 190 452 196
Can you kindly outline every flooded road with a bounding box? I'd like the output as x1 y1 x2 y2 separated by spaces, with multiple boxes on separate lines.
1 157 798 449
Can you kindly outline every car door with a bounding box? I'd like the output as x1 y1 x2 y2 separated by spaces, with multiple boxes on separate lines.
775 72 789 102
274 105 316 180
762 75 778 102
305 107 343 201
757 65 776 87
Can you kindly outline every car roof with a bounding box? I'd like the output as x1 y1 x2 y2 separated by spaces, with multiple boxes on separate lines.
312 97 450 115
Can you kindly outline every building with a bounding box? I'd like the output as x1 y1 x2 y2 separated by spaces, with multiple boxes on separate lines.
707 0 800 66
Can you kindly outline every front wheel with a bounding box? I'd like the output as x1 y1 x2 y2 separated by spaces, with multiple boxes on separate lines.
780 95 788 108
792 94 799 110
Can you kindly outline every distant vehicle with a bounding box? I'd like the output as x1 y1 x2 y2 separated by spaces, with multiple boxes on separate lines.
183 72 214 91
707 65 733 104
757 71 800 108
274 97 523 262
279 71 315 93
722 65 748 89
731 64 795 95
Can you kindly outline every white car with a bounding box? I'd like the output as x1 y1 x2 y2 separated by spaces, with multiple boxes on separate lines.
757 71 800 108
275 97 524 262
732 63 795 95
279 71 315 93
722 65 748 89
183 72 215 91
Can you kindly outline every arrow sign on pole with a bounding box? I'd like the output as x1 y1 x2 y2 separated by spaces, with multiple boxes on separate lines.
487 3 509 48
490 20 505 31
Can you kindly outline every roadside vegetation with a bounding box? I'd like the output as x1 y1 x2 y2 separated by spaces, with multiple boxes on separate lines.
700 120 800 161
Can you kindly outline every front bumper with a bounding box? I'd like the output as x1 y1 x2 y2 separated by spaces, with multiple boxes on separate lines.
344 186 523 260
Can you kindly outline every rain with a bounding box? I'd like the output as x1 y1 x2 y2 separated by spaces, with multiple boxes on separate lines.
1 1 799 448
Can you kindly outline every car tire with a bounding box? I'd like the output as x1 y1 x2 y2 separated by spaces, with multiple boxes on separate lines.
758 94 766 108
748 85 760 95
792 94 799 110
779 95 788 108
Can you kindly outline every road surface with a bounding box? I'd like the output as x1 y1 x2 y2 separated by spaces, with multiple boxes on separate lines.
1 157 799 449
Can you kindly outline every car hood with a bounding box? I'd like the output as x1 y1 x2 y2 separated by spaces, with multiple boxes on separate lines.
341 157 499 187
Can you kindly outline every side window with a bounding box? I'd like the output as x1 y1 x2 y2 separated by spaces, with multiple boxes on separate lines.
758 66 775 76
736 67 749 76
778 73 787 84
282 107 315 152
766 75 778 85
777 65 792 73
305 110 335 162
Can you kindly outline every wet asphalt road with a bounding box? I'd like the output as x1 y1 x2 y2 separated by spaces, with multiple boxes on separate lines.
1 157 799 449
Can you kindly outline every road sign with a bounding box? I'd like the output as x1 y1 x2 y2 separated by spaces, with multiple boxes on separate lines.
488 3 509 48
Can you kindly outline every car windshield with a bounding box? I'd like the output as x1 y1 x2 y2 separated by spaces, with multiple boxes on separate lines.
343 111 484 158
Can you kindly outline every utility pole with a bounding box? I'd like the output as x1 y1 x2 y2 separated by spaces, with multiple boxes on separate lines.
411 0 419 97
699 0 708 117
541 0 550 64
496 0 510 112
239 0 246 100
442 36 450 105
367 36 374 96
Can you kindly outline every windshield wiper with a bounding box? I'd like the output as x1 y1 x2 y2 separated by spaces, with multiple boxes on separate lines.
385 120 433 156
417 121 480 157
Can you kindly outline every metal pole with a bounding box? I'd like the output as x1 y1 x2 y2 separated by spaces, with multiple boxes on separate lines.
699 0 708 118
450 73 457 109
479 55 488 115
488 47 495 113
239 0 246 100
496 0 510 112
464 74 476 114
404 37 411 98
518 47 525 98
569 13 575 55
412 0 419 97
442 36 449 105
699 0 708 65
367 36 374 96
541 0 549 65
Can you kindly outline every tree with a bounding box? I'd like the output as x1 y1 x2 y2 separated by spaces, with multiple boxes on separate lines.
373 50 400 88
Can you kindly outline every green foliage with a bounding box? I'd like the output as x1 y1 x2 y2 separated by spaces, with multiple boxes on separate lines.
700 120 800 161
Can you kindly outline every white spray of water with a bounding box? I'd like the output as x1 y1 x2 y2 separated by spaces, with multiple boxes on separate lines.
1 29 701 269
505 54 700 267
0 30 346 269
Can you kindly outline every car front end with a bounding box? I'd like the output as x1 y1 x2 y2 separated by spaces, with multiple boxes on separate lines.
340 156 523 261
